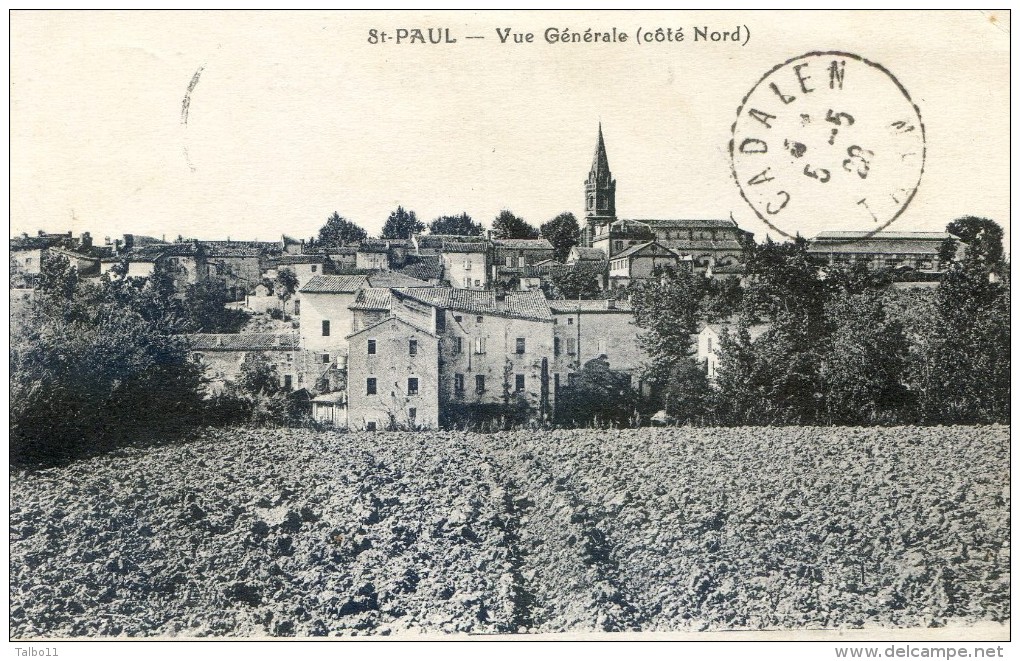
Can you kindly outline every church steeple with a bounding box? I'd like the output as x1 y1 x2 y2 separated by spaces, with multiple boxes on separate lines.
582 123 617 246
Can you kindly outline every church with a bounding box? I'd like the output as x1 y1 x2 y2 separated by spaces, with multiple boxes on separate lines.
577 125 750 275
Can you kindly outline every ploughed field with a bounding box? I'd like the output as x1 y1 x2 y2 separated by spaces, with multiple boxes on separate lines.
10 426 1009 637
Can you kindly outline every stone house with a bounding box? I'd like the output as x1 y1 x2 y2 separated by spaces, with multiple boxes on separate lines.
298 274 370 364
264 254 329 314
441 241 489 290
346 315 440 430
388 288 556 417
492 238 555 273
548 299 647 394
355 240 391 270
188 332 299 394
607 241 692 288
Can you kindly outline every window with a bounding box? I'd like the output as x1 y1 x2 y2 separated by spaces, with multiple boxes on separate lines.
516 338 526 354
517 256 526 267
322 353 331 364
25 257 33 266
566 337 576 355
454 315 462 322
409 339 418 356
567 318 574 325
408 407 417 423
311 264 318 272
366 378 377 395
454 337 463 354
436 312 445 333
553 318 558 325
366 421 377 431
554 373 560 391
454 373 465 393
294 300 300 314
464 259 471 270
464 276 470 288
368 339 376 355
284 374 293 390
407 378 418 395
707 336 713 352
475 279 481 288
475 375 486 394
474 337 486 354
597 339 607 355
505 256 512 267
476 315 483 323
554 338 561 356
321 320 330 336
515 374 525 392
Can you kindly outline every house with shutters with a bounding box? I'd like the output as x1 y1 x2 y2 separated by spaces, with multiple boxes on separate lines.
346 315 440 430
187 332 300 395
548 299 646 394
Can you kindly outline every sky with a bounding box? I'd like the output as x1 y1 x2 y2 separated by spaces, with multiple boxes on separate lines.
10 10 1011 249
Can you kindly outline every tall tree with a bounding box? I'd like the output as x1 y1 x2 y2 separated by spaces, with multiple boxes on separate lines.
629 265 707 381
381 206 425 239
946 216 1004 266
492 210 540 240
540 212 580 262
741 236 826 324
317 212 368 248
429 212 484 236
540 262 604 300
275 267 299 314
821 291 910 424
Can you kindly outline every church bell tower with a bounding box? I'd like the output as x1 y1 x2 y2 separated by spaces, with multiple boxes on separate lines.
581 123 617 247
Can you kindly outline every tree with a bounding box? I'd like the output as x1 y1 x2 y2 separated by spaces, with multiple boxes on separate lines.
317 212 368 248
275 268 299 314
236 352 282 396
663 357 715 423
492 210 540 239
946 216 1004 266
541 262 604 300
909 261 1010 423
556 356 638 427
429 212 484 236
629 265 707 383
741 236 826 324
185 280 249 333
540 212 580 262
12 256 204 464
715 313 824 425
381 206 425 239
821 291 910 424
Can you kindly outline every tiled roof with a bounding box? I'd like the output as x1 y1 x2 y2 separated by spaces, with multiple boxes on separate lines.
806 240 945 256
349 288 393 311
493 238 554 251
663 239 744 252
813 231 952 242
300 274 369 293
186 333 298 350
570 247 607 261
502 290 553 321
612 241 684 260
200 240 282 257
638 218 737 229
549 299 633 313
123 245 168 261
365 271 434 288
393 287 552 321
272 254 327 265
162 242 202 257
10 235 69 251
395 255 443 281
442 241 488 253
357 241 390 253
324 246 359 255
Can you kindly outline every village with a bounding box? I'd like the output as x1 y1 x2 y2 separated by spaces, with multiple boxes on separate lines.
10 127 965 431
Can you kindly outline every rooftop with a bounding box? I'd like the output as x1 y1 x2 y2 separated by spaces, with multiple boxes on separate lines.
638 218 738 229
187 333 299 351
549 299 633 313
349 287 393 311
300 275 369 294
392 287 552 321
612 241 686 260
812 231 953 241
493 238 554 251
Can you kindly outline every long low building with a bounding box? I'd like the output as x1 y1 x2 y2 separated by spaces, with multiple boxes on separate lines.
806 231 958 272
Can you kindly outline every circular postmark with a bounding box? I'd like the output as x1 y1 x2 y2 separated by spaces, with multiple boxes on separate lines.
730 51 925 240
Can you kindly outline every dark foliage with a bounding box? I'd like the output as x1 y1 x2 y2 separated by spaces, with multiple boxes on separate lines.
540 212 580 262
317 211 368 248
492 210 540 240
429 212 484 236
381 206 425 240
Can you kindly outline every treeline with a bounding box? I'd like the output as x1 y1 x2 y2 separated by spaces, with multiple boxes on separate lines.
628 221 1010 427
9 257 290 465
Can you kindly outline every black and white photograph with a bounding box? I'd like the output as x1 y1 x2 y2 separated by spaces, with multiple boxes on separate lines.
8 9 1011 657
